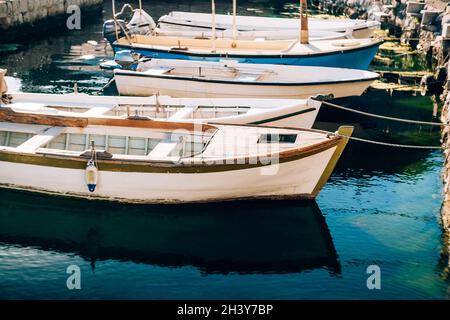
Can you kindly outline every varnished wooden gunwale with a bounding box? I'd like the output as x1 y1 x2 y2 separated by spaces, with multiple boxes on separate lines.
0 136 341 173
0 107 88 127
0 106 344 173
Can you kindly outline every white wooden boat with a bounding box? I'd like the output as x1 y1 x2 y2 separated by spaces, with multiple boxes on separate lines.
158 11 381 39
0 106 353 203
105 3 381 70
114 58 379 99
104 6 352 44
6 92 322 129
111 34 381 70
0 63 321 129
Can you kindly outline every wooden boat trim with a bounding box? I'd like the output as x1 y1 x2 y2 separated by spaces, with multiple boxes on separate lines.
0 183 317 203
0 136 342 173
114 69 380 86
87 117 215 132
0 108 88 127
311 126 353 196
0 107 217 132
248 108 318 125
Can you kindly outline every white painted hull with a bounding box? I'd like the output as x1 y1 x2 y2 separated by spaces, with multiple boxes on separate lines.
114 72 374 100
7 91 321 129
0 146 336 203
158 12 381 38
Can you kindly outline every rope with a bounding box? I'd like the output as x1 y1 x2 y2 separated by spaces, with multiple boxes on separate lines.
95 77 116 95
315 100 444 149
337 134 443 149
319 100 447 127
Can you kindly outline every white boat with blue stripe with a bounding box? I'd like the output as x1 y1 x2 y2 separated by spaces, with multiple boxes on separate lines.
105 2 381 70
114 58 379 99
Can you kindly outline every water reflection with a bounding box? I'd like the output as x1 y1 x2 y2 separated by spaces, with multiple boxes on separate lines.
0 189 341 276
0 0 447 299
0 37 112 94
313 89 440 178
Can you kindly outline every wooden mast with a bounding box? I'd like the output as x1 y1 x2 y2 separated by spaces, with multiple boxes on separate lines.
0 69 7 98
232 0 237 47
112 0 119 40
212 0 217 52
300 0 309 44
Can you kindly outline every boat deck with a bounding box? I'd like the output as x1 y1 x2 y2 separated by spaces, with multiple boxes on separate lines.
0 112 333 164
119 35 379 55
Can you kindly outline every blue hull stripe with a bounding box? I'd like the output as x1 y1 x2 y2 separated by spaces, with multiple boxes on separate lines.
112 42 380 70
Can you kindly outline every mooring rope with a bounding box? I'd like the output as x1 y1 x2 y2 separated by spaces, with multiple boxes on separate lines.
336 134 443 149
96 77 116 95
319 100 446 127
313 99 445 149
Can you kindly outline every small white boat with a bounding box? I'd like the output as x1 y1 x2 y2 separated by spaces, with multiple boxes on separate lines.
114 58 379 99
104 6 353 44
0 105 353 203
0 64 321 129
158 11 381 39
6 92 322 129
105 4 381 70
111 35 381 70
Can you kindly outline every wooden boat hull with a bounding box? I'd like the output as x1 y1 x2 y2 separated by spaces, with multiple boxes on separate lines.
0 127 349 203
112 41 380 70
0 98 352 203
8 92 321 129
114 70 376 99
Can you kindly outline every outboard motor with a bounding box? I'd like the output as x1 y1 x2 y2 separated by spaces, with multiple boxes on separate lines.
100 50 149 70
103 19 127 45
114 50 142 70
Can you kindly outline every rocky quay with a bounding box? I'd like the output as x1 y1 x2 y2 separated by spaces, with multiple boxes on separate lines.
0 0 103 42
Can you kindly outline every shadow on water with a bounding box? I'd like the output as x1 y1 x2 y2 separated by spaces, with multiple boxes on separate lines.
0 188 341 276
0 0 448 298
313 88 441 178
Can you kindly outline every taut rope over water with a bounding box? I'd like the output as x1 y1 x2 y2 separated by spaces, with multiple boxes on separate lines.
336 134 443 150
318 99 447 127
314 99 444 149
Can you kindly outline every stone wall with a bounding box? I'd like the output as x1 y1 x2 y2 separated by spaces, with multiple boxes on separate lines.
0 0 102 31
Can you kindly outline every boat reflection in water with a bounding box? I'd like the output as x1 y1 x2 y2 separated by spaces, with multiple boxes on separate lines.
0 189 341 276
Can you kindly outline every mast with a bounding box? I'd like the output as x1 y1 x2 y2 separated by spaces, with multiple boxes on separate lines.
232 0 237 47
300 0 309 44
112 0 119 40
212 0 217 52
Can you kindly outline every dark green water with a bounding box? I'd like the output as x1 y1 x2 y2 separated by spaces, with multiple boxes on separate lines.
0 0 448 299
